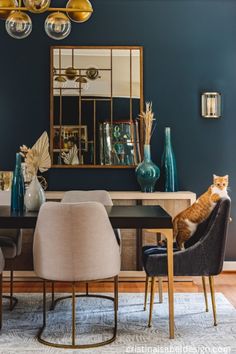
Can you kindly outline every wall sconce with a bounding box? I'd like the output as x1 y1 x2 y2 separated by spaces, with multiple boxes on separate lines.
201 92 221 118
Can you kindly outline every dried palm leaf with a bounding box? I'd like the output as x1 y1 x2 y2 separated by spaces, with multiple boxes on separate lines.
31 131 51 173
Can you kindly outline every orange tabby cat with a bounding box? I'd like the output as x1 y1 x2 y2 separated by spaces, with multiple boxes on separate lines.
173 175 229 250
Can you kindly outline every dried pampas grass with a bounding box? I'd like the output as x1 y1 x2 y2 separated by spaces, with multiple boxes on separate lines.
139 102 155 145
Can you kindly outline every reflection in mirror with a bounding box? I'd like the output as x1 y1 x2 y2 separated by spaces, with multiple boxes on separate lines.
51 46 143 168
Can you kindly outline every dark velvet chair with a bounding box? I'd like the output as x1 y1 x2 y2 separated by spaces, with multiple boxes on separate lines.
0 191 22 310
0 248 5 329
0 230 22 310
142 198 231 328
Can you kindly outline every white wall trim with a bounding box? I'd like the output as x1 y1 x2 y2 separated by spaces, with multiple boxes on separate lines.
223 261 236 271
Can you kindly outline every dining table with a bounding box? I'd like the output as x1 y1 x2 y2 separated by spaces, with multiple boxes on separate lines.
0 204 175 339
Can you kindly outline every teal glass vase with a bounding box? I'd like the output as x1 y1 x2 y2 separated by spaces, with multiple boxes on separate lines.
11 153 25 213
161 127 178 192
135 145 160 192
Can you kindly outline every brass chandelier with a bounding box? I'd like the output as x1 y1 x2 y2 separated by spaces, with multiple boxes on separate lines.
0 0 93 39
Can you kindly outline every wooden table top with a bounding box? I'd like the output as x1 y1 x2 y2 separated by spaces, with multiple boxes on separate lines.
0 205 172 229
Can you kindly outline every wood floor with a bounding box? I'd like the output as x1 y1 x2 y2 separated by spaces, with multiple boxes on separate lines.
3 273 236 308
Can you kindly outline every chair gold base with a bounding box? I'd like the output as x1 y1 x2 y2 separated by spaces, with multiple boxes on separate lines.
144 275 163 311
37 276 118 349
202 276 209 312
209 276 217 326
144 274 218 329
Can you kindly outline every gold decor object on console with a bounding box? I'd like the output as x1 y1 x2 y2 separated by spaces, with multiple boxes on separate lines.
201 92 221 119
66 0 92 23
0 0 93 39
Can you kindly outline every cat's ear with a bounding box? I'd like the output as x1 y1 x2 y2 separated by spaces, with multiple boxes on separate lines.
213 174 217 181
224 175 229 180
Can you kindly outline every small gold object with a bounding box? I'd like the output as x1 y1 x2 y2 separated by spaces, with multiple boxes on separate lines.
55 75 66 83
0 0 15 20
66 0 92 23
65 66 77 80
75 76 87 83
86 67 99 80
23 0 51 13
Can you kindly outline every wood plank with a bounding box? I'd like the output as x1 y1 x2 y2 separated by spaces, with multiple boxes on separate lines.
45 191 196 201
3 273 236 308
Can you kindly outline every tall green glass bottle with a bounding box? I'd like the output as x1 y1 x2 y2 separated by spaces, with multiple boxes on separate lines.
161 127 178 192
11 153 25 212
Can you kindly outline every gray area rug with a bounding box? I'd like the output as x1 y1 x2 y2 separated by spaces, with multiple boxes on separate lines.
0 292 235 353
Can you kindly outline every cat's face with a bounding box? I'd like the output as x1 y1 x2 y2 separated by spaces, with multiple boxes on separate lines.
213 174 229 190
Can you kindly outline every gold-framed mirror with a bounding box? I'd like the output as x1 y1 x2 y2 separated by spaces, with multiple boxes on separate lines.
50 46 143 168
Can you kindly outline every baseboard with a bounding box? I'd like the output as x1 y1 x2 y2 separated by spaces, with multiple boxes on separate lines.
223 261 236 271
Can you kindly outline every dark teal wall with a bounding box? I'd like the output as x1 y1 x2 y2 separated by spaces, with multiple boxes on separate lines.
0 0 236 260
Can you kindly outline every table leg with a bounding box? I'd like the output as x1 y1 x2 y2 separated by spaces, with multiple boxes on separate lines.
166 229 174 339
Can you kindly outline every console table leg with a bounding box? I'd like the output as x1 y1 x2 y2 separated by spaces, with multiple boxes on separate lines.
136 200 143 271
136 229 143 270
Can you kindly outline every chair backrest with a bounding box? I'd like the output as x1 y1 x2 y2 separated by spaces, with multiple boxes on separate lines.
61 190 121 246
186 198 231 275
33 202 121 282
62 190 113 206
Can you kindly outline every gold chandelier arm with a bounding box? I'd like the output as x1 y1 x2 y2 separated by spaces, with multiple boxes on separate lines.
48 7 93 12
0 7 93 12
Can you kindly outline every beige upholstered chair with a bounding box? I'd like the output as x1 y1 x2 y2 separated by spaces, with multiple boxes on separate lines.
33 202 120 349
53 190 121 307
0 248 5 330
61 190 120 244
0 191 22 310
62 190 113 205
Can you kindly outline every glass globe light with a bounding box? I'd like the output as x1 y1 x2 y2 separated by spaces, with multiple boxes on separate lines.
45 12 71 40
5 11 32 39
23 0 51 13
66 0 92 23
